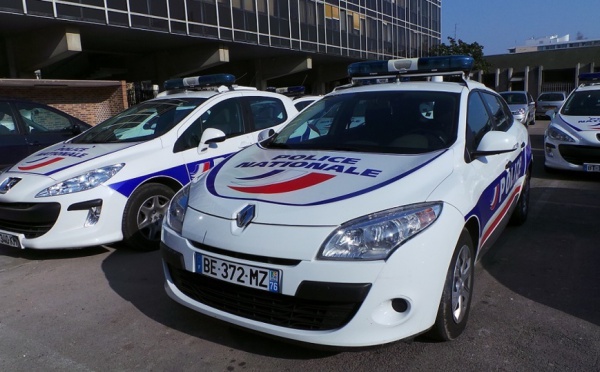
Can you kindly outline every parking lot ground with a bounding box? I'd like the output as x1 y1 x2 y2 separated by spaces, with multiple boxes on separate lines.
1 121 599 371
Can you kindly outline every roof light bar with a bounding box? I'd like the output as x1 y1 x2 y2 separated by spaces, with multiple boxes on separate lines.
266 86 306 95
163 73 236 91
579 72 600 82
348 55 475 78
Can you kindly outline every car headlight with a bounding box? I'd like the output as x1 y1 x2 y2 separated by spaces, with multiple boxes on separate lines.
516 108 525 115
36 163 125 197
546 125 575 143
318 202 442 261
166 183 190 235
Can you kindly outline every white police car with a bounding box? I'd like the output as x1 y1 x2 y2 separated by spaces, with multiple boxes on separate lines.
0 74 298 251
544 73 600 172
161 56 532 346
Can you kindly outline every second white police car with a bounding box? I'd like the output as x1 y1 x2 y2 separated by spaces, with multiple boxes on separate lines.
161 56 532 346
544 72 600 172
0 74 298 251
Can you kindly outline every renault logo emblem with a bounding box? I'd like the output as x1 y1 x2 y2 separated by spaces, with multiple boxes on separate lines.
0 177 21 194
236 204 255 228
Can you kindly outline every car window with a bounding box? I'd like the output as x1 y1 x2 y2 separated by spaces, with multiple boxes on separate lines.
174 98 244 153
538 93 565 101
270 91 459 154
481 92 511 131
500 92 527 104
466 92 493 154
561 90 600 116
14 102 72 134
72 98 204 144
247 96 287 130
0 102 17 135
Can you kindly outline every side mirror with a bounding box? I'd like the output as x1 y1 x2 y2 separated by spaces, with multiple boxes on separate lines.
71 124 82 135
257 128 275 142
545 109 557 119
471 131 518 158
198 128 226 153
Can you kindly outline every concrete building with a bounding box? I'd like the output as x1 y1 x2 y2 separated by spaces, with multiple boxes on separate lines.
0 0 441 95
479 35 600 99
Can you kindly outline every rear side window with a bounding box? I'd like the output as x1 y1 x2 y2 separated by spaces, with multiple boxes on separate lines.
15 102 72 133
247 97 288 130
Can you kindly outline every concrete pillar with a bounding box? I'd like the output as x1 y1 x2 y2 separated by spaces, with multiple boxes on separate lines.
524 66 529 92
537 65 543 96
575 63 580 87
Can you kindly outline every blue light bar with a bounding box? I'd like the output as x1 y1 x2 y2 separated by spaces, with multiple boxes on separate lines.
163 73 236 90
579 72 600 82
266 86 305 95
348 55 474 77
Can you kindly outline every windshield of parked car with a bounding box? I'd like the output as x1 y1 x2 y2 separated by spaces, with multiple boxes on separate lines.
538 93 565 101
72 98 206 144
267 91 459 154
500 92 527 104
560 90 600 116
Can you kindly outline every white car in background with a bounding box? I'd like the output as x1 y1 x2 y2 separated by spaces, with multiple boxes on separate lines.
161 56 532 347
544 73 600 172
0 74 298 251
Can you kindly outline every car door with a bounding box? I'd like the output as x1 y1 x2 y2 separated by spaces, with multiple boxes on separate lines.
0 101 29 168
465 90 525 251
175 95 253 179
13 101 87 156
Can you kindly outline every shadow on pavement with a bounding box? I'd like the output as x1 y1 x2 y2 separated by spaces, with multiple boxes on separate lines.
481 168 600 326
100 246 339 358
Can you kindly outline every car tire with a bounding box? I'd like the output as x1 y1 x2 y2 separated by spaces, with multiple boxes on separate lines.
427 228 475 341
122 183 175 251
510 170 530 225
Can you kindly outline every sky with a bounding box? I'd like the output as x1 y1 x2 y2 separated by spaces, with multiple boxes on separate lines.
441 0 600 55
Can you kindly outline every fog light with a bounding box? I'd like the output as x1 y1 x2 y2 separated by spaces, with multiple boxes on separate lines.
545 143 556 158
85 206 102 227
391 298 409 313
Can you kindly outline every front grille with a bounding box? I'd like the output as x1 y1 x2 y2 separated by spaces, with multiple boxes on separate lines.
558 145 600 165
0 202 61 238
168 264 366 331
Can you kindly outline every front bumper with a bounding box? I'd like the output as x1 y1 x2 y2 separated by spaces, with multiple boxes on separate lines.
0 185 127 249
161 205 465 347
544 138 600 171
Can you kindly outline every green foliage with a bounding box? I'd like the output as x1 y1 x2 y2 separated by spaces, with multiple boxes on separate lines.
430 37 491 73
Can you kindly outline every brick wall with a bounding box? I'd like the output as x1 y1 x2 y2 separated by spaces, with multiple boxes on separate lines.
0 80 128 126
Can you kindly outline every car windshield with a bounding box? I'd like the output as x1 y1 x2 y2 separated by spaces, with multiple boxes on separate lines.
267 91 459 154
560 90 600 116
72 98 206 144
500 93 527 104
538 93 564 101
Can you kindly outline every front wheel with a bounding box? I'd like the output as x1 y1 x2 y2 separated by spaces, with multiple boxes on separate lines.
510 170 530 225
122 183 175 251
427 228 475 341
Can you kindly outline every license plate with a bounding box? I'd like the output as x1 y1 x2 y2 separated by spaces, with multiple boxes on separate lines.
195 253 282 293
0 231 21 248
583 163 600 172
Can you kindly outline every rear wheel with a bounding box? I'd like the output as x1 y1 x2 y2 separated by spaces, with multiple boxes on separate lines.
427 228 475 341
122 183 175 251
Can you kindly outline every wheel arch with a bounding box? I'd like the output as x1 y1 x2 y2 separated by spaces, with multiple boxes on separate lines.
464 216 480 255
134 175 184 195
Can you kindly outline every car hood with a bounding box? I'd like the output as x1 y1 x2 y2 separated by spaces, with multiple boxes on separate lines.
7 141 142 178
507 103 528 110
555 113 600 132
188 144 453 226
